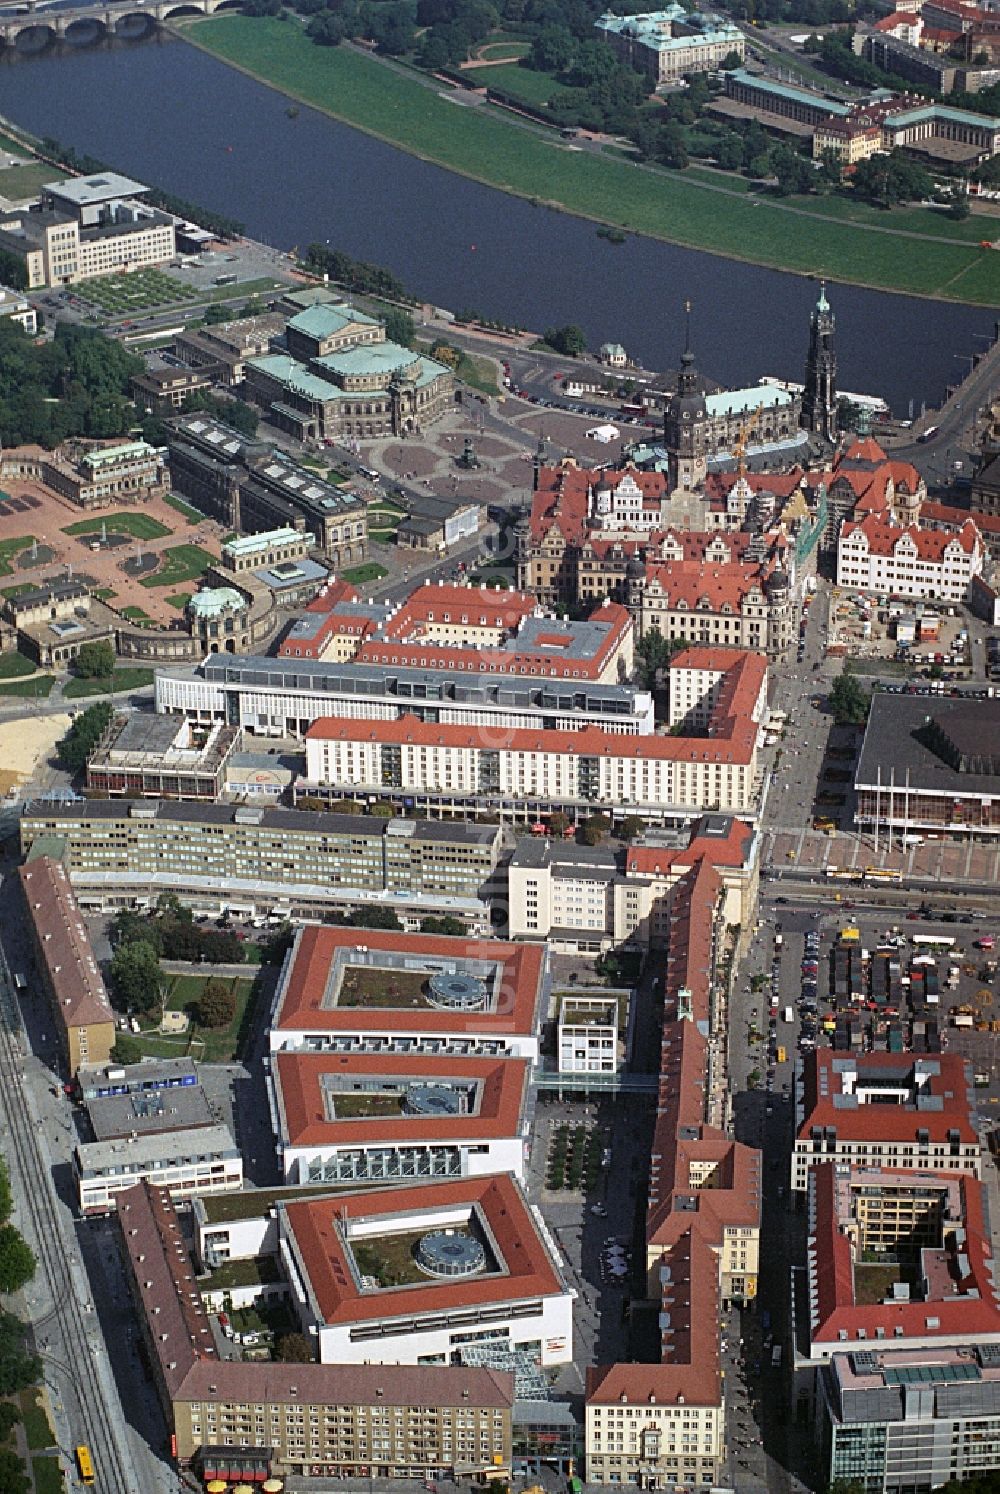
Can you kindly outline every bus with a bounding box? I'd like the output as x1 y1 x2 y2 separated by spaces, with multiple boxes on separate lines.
911 933 956 951
75 1446 95 1485
916 425 939 444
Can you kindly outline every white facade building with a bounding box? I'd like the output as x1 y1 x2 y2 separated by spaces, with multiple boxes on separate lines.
558 995 622 1074
74 1124 243 1215
837 515 985 601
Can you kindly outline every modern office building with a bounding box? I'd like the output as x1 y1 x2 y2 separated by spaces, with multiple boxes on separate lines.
117 1182 516 1482
76 1058 211 1141
557 994 624 1075
85 715 242 801
279 1174 574 1367
18 856 115 1075
0 172 176 287
75 1123 242 1215
819 1345 1000 1493
792 1052 981 1194
18 801 501 931
154 650 654 739
268 926 545 1062
270 1050 530 1184
854 694 1000 840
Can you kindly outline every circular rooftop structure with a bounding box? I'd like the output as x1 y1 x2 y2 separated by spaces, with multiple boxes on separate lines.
404 1084 463 1117
416 1230 485 1279
187 586 248 620
426 971 487 1012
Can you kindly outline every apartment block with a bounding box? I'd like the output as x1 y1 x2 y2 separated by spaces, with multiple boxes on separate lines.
18 801 500 932
0 172 175 287
792 1052 981 1194
18 857 115 1075
300 710 758 825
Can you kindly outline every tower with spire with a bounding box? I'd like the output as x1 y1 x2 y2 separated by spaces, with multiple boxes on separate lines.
801 280 837 443
663 300 708 493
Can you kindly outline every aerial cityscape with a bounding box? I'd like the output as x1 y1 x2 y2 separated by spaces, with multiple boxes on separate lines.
0 2 998 1493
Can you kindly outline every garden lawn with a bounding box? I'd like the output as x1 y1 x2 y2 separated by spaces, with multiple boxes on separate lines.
186 15 1000 304
62 668 155 698
164 971 259 1063
167 591 194 610
164 493 207 522
139 543 214 588
343 562 388 583
463 61 563 107
72 268 197 312
63 512 172 541
32 1458 63 1494
120 604 154 622
476 38 530 60
18 1389 53 1452
0 675 53 698
0 162 56 200
0 653 35 680
0 537 36 577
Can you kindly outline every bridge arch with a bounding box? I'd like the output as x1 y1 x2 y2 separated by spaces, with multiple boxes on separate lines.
10 21 57 49
160 2 209 16
63 15 109 43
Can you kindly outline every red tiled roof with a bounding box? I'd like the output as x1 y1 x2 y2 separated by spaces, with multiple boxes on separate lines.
797 1051 979 1145
19 858 115 1038
306 578 360 613
642 558 771 611
808 1164 1000 1347
921 501 1000 537
840 512 982 559
275 1051 528 1149
272 926 544 1036
283 1174 563 1325
379 584 538 637
305 710 757 764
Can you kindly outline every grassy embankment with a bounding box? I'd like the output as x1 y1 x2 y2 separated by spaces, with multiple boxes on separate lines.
185 16 1000 304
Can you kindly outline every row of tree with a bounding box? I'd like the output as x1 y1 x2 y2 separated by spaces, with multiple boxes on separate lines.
302 243 414 303
56 702 114 775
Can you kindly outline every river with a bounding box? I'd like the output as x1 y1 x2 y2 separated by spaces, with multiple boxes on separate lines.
1 31 997 413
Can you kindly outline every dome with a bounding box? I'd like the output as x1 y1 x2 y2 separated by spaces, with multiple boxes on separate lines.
416 1230 486 1279
766 568 790 598
187 586 247 619
426 971 488 1011
626 555 646 581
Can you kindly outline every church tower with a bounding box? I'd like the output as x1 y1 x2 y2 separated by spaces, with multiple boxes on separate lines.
663 301 708 492
801 281 837 443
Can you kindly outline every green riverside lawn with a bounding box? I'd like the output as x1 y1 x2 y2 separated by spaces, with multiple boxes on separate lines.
186 15 1000 304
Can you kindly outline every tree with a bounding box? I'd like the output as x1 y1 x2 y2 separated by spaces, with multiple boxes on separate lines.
547 810 570 836
419 915 467 935
194 979 236 1030
112 908 163 956
0 1448 29 1494
947 186 971 220
657 121 689 171
828 667 870 726
852 150 932 209
109 940 163 1015
0 1311 38 1396
110 1034 144 1066
635 630 681 690
619 815 645 843
274 1331 314 1362
529 23 576 73
74 640 115 680
429 339 461 370
0 1229 34 1296
579 813 612 846
56 701 113 774
0 1402 20 1441
0 1163 11 1228
383 309 416 348
350 905 403 931
542 324 587 357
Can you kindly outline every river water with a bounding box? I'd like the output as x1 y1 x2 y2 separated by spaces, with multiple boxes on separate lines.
1 32 997 413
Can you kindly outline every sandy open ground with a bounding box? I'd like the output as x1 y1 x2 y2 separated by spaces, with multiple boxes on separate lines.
0 712 72 792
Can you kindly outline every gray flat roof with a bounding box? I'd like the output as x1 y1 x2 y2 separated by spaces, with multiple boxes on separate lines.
182 653 644 711
86 1084 214 1142
856 694 1000 798
21 797 498 845
75 1122 238 1175
44 172 148 205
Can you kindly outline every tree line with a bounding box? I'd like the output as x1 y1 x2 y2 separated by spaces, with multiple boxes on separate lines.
0 320 142 449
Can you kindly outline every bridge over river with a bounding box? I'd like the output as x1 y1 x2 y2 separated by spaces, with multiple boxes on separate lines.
0 0 240 46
